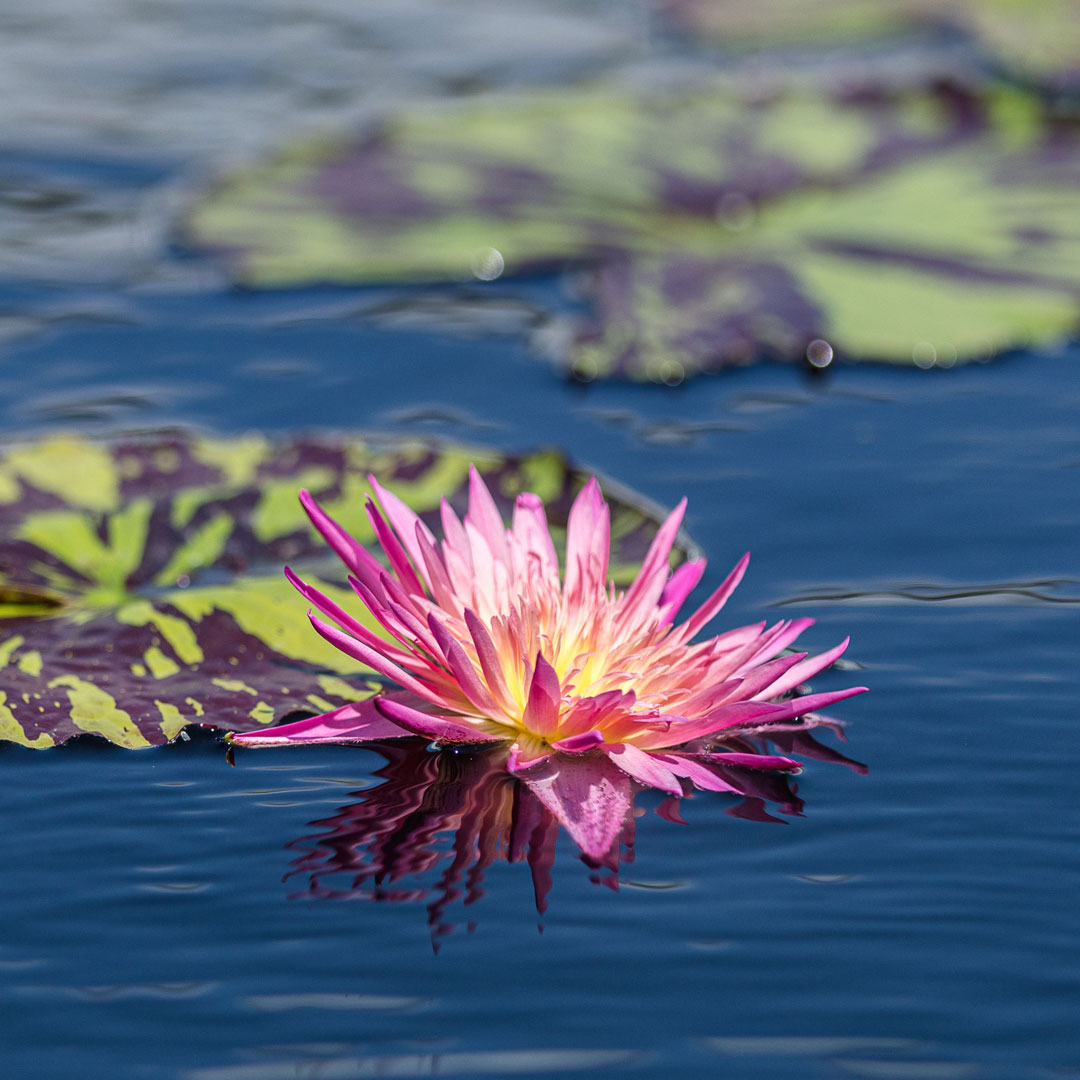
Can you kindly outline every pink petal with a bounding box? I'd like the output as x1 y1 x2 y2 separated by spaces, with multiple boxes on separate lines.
604 743 683 795
507 743 553 773
414 522 462 614
563 478 610 599
727 652 807 701
365 499 426 598
653 752 742 794
658 558 706 624
367 475 437 581
628 701 790 749
747 686 869 726
375 696 502 745
671 552 750 643
517 752 633 861
307 612 448 707
284 566 413 662
754 638 850 700
735 617 816 672
465 465 510 565
511 493 559 574
463 608 516 713
299 489 384 581
619 497 687 619
426 613 500 715
523 651 562 738
229 696 412 746
705 751 801 771
550 730 606 753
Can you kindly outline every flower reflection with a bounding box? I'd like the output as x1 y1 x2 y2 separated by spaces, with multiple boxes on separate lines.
283 728 864 946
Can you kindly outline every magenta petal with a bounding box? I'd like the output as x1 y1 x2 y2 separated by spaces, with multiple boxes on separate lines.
523 651 562 738
518 752 633 860
604 743 683 795
299 489 383 581
673 552 749 641
230 697 410 746
658 558 706 624
755 686 869 725
755 637 850 700
550 730 606 753
706 751 801 771
653 752 742 794
375 696 501 745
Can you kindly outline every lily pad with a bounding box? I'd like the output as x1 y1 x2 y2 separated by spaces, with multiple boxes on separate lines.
660 0 1080 98
0 432 690 749
186 83 1080 380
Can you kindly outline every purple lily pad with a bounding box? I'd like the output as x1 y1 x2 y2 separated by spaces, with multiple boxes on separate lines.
186 81 1080 379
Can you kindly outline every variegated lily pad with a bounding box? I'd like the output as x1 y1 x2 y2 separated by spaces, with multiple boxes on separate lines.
186 83 1080 381
0 432 690 749
661 0 1080 98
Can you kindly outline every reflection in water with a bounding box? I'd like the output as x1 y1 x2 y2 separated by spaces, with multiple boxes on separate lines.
284 732 864 945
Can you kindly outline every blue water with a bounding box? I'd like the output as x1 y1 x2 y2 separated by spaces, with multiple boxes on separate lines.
3 13 1080 1079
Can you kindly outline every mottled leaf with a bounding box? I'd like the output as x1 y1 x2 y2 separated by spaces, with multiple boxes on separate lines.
661 0 1080 97
186 83 1080 380
0 432 690 748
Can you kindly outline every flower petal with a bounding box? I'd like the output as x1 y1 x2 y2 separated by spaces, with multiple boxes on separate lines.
375 696 504 745
752 637 850 700
512 492 559 577
427 613 500 715
523 651 562 738
671 552 750 643
619 497 687 623
705 751 801 770
653 752 742 793
299 489 384 581
658 558 706 624
465 465 511 565
518 751 633 861
229 697 411 746
307 612 450 707
563 477 610 600
368 475 437 581
550 729 606 753
604 743 683 795
742 686 869 727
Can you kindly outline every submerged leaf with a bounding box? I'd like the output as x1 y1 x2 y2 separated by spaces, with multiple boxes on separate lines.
0 432 689 748
186 82 1080 379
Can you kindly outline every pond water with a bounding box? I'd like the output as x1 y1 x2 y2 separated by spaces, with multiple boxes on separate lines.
2 5 1080 1079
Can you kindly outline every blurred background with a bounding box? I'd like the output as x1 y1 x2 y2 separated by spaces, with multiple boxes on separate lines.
2 4 1080 1080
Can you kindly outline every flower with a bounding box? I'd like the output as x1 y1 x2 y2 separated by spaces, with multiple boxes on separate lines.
230 468 867 858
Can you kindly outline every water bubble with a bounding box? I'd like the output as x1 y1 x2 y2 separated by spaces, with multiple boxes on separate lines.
571 354 599 382
806 339 833 368
912 341 937 369
658 359 685 386
471 247 504 281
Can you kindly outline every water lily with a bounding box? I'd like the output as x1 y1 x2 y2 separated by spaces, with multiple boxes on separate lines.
230 469 866 858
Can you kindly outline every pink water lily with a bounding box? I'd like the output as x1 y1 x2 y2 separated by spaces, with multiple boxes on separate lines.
230 468 866 858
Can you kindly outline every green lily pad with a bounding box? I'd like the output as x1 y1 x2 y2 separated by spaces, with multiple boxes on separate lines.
0 432 690 749
186 82 1080 380
661 0 1080 97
